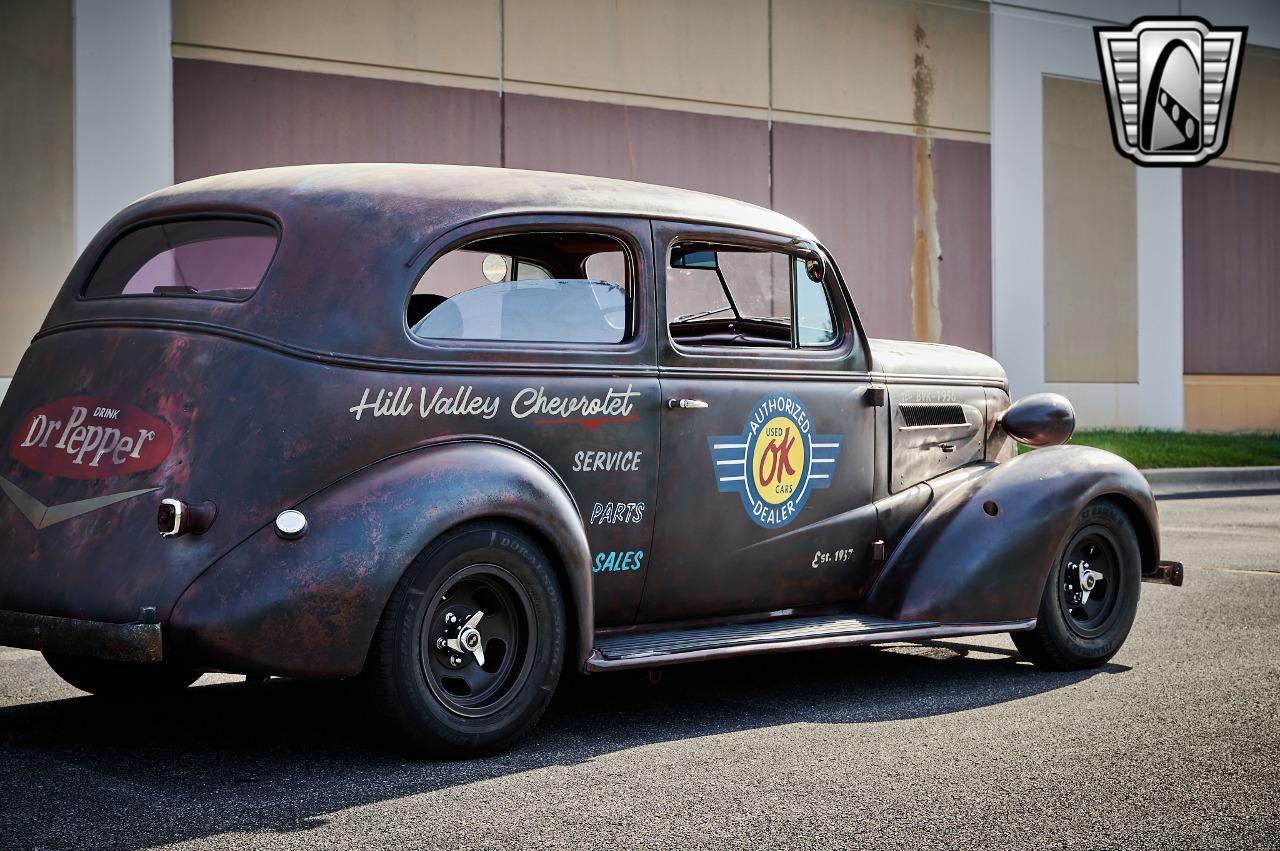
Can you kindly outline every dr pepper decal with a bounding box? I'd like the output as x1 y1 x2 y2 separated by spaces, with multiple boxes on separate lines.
8 396 174 480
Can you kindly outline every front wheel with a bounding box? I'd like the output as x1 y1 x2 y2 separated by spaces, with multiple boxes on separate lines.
361 522 565 758
43 652 200 697
1012 500 1141 670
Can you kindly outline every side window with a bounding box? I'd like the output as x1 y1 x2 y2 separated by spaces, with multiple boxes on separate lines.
409 233 630 344
796 263 836 346
666 242 836 349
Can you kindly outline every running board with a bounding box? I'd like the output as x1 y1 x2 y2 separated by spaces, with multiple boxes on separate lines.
586 615 1037 671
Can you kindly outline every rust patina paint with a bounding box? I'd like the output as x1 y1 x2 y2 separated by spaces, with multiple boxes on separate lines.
0 164 1162 677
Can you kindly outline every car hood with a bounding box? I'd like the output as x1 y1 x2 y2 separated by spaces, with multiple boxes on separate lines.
868 338 1007 386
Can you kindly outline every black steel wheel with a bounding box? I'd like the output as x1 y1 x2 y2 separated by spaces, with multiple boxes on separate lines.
362 522 565 758
1012 500 1142 670
42 653 200 697
1056 526 1123 639
421 564 535 718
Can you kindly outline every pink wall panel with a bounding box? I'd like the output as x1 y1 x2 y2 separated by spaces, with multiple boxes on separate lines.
1183 166 1280 375
503 94 770 207
173 63 995 354
772 122 916 341
774 123 992 351
932 139 992 354
174 60 500 182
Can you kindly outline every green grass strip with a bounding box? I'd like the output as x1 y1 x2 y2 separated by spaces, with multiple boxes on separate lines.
1020 428 1280 469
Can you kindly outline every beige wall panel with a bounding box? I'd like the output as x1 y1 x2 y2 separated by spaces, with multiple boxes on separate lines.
172 0 499 80
1043 76 1137 384
1221 45 1280 167
772 0 989 133
1185 376 1280 432
0 0 73 377
503 0 768 107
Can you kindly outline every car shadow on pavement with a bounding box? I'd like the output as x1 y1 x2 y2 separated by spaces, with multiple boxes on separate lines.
0 642 1124 850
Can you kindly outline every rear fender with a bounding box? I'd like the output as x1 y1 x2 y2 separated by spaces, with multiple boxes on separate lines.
168 439 591 677
863 446 1159 624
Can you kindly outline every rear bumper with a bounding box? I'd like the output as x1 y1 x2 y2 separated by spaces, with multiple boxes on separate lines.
0 609 162 663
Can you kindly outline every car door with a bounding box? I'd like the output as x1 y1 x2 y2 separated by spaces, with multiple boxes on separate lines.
403 215 661 627
638 221 879 623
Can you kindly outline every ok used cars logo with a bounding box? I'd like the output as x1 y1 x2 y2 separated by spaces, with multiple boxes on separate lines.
708 394 842 529
8 396 174 480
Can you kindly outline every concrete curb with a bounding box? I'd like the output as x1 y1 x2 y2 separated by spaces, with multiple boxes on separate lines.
1143 465 1280 492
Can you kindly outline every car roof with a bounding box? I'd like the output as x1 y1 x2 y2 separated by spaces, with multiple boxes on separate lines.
143 163 816 241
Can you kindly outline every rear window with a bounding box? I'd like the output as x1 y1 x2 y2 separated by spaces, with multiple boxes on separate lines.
82 219 278 300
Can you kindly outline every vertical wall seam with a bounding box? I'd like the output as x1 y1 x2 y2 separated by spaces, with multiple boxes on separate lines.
498 0 505 167
767 0 774 211
70 0 79 254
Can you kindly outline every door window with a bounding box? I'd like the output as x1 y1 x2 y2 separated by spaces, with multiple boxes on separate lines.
666 242 836 349
409 232 630 344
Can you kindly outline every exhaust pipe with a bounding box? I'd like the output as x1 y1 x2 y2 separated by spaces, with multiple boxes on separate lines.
1143 560 1184 586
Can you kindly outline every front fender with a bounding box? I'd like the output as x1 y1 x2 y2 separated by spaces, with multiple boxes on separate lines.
168 439 592 677
864 446 1159 624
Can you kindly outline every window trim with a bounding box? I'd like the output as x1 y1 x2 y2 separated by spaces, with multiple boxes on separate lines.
404 224 641 351
664 236 846 357
77 213 281 304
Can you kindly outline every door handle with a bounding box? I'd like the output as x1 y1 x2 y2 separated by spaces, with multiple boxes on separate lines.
667 398 709 410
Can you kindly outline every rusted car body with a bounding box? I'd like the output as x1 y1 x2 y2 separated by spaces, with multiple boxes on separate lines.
0 165 1180 756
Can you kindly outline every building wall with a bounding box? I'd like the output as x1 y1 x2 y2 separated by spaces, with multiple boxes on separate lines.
173 60 502 181
170 0 995 355
73 0 173 252
0 0 74 402
2 0 1277 432
991 3 1186 428
1042 76 1137 384
1182 44 1280 431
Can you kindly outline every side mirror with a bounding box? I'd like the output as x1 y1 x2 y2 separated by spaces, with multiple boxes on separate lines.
804 255 826 283
790 240 826 282
1000 393 1076 447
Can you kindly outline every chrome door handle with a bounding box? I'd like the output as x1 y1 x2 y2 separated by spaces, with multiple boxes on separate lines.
667 398 709 410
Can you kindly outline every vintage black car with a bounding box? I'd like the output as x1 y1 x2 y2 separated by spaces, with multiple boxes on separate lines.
0 165 1182 757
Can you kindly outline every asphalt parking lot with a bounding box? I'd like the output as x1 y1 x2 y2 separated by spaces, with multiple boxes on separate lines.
1 490 1277 850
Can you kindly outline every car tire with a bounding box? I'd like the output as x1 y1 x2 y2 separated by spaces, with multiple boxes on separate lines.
1012 500 1141 670
42 652 201 697
361 521 565 759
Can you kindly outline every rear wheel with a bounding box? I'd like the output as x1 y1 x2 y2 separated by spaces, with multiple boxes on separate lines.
1012 500 1141 670
361 522 565 758
43 653 200 697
